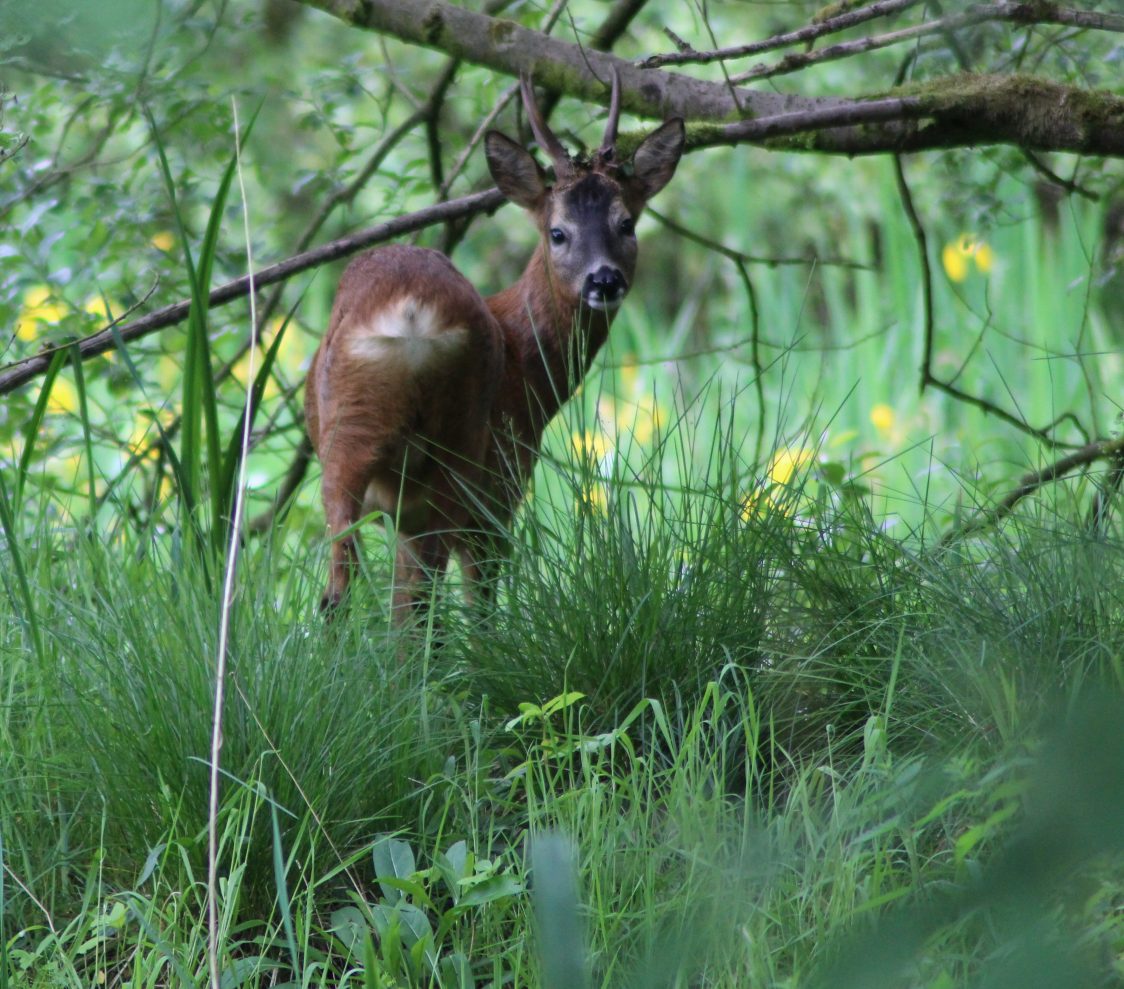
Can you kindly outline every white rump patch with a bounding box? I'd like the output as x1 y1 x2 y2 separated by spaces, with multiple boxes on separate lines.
346 297 468 371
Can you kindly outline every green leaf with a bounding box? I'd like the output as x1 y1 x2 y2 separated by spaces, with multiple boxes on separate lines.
541 691 586 717
372 835 417 903
329 906 370 956
220 955 275 989
435 840 469 902
455 873 524 909
135 843 167 887
819 460 847 486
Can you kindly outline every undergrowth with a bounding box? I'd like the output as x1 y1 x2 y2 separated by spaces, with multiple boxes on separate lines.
3 410 1123 987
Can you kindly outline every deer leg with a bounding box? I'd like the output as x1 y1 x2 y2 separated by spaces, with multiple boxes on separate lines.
319 456 377 612
456 526 510 609
392 529 452 626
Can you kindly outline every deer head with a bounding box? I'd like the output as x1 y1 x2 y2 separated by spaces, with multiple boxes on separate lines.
483 71 685 315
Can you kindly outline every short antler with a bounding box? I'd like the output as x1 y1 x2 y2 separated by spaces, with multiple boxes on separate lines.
598 67 622 162
520 73 572 179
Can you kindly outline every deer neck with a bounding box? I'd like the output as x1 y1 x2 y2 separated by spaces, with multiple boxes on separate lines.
486 243 612 436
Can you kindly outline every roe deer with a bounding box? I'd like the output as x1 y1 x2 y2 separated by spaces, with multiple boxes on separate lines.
305 72 684 617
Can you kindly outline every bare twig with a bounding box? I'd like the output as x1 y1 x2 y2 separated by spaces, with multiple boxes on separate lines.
1021 149 1099 202
728 3 1124 86
1 102 126 220
892 155 936 391
893 153 1083 450
719 96 929 145
944 434 1124 542
640 0 922 68
439 83 520 200
648 208 871 270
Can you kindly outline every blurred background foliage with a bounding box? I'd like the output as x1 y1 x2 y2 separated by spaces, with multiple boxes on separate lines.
2 2 1124 985
1 0 1123 548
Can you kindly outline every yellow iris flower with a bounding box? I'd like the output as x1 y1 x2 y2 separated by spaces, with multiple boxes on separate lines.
17 285 68 341
942 234 994 283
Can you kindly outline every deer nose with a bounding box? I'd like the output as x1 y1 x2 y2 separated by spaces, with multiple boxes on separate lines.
583 266 627 310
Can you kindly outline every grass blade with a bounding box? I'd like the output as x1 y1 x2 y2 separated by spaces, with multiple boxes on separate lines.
530 833 590 989
147 108 258 555
68 343 98 525
217 301 298 518
0 464 44 664
270 803 300 980
14 347 67 510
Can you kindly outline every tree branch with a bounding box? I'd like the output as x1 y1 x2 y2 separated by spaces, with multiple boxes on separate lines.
700 76 1124 159
298 0 805 121
0 188 504 396
727 3 1124 86
296 1 1124 160
640 0 923 69
944 434 1124 542
892 152 1083 450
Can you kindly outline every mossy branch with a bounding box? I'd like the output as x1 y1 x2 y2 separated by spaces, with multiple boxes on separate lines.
298 1 1124 159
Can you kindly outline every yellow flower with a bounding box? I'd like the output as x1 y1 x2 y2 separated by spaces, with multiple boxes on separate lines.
231 348 279 398
618 357 640 396
941 234 994 283
45 377 79 415
17 284 68 341
768 447 813 487
576 481 608 514
739 447 815 522
739 491 762 522
941 243 968 283
870 403 895 435
84 295 114 320
151 230 176 252
571 429 611 462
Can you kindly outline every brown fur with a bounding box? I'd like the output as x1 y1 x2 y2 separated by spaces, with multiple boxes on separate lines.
306 86 684 619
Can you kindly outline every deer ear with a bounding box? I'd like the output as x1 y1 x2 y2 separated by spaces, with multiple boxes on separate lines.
485 131 549 210
627 118 685 209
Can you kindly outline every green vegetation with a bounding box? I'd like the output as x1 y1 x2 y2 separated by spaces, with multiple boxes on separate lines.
3 1 1123 986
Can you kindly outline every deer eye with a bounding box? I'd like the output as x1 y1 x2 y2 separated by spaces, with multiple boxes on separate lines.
549 227 567 245
619 217 636 237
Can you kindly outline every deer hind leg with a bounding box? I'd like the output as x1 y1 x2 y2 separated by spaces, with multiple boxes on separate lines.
456 526 510 609
392 528 453 627
319 450 382 612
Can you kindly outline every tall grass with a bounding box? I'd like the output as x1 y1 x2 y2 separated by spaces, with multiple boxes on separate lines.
3 402 1122 984
4 107 1124 988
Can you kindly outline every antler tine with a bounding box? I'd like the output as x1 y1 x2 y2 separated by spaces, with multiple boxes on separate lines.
520 73 572 177
599 66 622 159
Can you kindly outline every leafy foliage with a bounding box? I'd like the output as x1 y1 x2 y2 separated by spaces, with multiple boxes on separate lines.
2 2 1124 986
